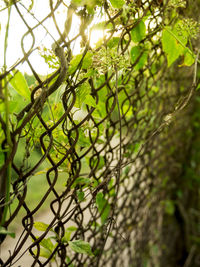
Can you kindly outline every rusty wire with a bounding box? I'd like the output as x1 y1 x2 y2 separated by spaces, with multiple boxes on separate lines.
0 0 199 266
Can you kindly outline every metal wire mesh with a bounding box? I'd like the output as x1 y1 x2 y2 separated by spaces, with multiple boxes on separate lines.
0 0 199 266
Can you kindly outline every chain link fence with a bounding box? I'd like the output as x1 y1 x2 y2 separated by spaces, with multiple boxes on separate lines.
0 0 200 266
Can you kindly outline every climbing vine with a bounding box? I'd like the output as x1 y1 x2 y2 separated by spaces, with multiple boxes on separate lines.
0 0 200 266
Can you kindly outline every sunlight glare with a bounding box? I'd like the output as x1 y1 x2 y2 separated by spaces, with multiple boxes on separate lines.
0 0 104 75
89 29 104 48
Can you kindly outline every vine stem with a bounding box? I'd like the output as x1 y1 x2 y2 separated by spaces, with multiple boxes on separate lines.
1 4 12 226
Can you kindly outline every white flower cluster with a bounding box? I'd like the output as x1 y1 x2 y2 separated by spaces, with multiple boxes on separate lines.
168 0 186 8
93 46 129 74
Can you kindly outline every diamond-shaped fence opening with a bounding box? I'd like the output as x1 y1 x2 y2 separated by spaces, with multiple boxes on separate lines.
0 1 200 266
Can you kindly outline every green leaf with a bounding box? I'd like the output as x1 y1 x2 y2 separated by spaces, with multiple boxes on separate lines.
77 128 90 147
109 0 125 8
173 21 188 46
91 21 113 31
68 54 82 74
162 26 189 67
74 84 90 108
97 156 105 170
84 95 96 107
66 256 75 267
68 240 94 256
196 83 200 91
9 100 20 113
9 71 30 100
67 226 78 231
183 49 195 66
40 238 54 252
96 192 110 224
71 0 84 6
82 51 93 69
72 177 91 188
130 46 148 70
162 29 180 67
107 37 120 48
24 73 36 86
34 222 49 231
62 227 77 243
131 21 146 43
0 226 15 238
85 0 100 13
77 190 85 202
33 248 52 259
68 52 93 74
